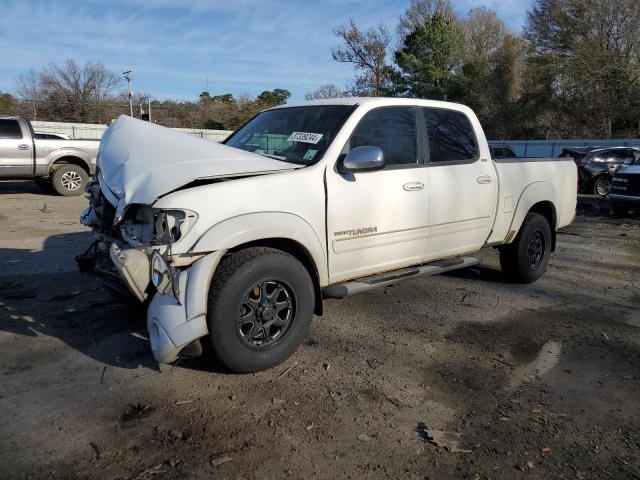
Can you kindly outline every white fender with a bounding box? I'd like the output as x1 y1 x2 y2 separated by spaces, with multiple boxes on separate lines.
191 212 328 286
507 181 557 241
147 250 225 363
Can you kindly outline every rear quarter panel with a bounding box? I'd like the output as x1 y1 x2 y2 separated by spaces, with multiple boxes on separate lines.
35 140 100 176
487 159 577 245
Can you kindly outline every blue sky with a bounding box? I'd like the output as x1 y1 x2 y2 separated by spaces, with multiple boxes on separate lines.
0 0 530 101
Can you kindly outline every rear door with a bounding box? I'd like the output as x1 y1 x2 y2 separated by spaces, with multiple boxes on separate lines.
0 119 33 177
420 107 497 259
326 106 429 283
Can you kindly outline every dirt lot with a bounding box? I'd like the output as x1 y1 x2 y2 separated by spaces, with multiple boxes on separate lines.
1 180 639 480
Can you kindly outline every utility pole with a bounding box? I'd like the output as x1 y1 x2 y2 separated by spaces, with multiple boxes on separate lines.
122 70 133 117
140 96 151 122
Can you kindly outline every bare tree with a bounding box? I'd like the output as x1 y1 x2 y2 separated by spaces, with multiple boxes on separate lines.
304 84 346 100
15 70 43 119
39 59 120 122
332 19 391 96
463 7 506 65
493 34 525 103
526 0 640 137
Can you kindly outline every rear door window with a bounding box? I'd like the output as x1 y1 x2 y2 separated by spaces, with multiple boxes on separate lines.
0 119 23 139
347 107 418 167
420 108 477 163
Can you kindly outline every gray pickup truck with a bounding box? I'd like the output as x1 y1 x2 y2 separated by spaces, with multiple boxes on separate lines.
0 116 99 195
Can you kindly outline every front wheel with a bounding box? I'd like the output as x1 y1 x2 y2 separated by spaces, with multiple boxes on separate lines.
51 164 88 196
499 212 552 284
207 247 315 373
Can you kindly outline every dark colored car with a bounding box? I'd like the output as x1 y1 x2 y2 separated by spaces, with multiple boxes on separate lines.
558 146 600 163
489 143 517 159
560 147 640 196
610 158 640 216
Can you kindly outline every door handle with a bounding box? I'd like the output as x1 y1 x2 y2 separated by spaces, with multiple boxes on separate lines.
477 175 492 184
403 182 424 191
18 144 30 150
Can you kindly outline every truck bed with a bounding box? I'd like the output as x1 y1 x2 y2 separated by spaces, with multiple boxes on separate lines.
487 157 577 245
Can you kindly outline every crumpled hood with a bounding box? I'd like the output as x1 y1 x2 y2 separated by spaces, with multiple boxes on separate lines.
98 115 301 207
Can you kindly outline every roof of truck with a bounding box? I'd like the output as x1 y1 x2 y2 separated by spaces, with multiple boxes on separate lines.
269 97 469 111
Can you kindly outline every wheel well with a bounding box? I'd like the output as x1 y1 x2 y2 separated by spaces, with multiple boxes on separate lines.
49 156 90 176
228 238 323 316
529 201 557 251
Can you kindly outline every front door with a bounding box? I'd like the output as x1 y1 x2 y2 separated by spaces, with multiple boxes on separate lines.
326 106 429 283
419 107 497 259
0 119 33 177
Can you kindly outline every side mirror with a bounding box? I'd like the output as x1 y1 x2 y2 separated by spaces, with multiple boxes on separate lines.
624 157 634 165
340 146 385 173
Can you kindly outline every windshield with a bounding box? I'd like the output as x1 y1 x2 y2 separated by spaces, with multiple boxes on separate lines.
225 105 354 165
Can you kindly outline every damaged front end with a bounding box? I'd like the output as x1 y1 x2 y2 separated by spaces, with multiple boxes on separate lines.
77 176 218 365
77 177 197 304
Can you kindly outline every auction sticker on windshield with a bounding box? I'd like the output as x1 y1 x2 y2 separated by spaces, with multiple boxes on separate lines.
288 132 323 144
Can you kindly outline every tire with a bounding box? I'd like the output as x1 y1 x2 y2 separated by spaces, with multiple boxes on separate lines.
51 164 88 196
206 247 315 373
499 212 552 284
593 176 612 196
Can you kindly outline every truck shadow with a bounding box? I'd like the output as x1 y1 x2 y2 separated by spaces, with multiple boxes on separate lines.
0 180 51 196
0 232 160 372
443 264 510 284
0 231 235 374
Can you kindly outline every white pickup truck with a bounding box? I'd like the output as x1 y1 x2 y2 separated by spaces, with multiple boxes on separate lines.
79 98 577 373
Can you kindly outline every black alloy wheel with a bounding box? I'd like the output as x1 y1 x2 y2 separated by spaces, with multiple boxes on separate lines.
237 280 295 348
526 230 545 269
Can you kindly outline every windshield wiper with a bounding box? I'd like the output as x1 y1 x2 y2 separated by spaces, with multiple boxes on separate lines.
259 153 287 161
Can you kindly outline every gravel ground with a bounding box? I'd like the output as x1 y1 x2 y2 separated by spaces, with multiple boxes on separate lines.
0 180 639 480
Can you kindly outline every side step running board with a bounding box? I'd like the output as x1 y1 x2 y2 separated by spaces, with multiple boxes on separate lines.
322 256 479 299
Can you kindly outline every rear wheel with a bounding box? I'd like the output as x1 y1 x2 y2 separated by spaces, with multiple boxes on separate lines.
207 247 315 373
51 164 88 196
500 212 552 284
593 176 612 196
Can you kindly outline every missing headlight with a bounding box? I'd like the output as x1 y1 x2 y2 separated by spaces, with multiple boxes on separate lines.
119 207 198 248
154 209 198 244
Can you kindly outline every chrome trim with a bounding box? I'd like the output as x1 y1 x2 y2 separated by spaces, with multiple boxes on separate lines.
403 181 424 191
610 193 640 201
342 146 384 172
